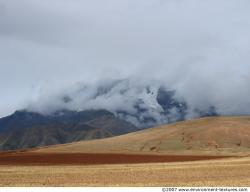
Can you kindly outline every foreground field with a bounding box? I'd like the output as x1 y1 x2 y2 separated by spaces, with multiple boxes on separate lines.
0 117 249 186
0 157 249 187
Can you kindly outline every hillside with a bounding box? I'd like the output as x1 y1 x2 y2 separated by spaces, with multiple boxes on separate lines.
35 116 250 156
0 110 138 151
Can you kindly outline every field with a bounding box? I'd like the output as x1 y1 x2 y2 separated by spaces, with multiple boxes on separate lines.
0 117 250 186
0 157 249 186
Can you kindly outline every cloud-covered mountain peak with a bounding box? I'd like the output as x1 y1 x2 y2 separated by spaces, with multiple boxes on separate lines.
25 78 217 127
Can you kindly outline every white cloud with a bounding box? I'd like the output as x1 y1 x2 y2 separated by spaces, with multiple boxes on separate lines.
1 0 250 119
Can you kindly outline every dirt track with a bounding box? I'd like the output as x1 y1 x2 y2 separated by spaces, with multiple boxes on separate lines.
0 152 230 165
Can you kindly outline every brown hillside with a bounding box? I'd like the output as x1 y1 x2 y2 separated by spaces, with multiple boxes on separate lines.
34 116 250 156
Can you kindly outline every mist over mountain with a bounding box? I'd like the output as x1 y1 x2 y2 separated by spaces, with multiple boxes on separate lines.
1 0 250 121
0 77 220 151
24 78 218 128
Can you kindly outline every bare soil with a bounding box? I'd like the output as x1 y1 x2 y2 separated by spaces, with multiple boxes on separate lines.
0 151 229 165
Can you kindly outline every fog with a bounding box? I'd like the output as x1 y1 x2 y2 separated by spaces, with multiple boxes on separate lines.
1 0 250 122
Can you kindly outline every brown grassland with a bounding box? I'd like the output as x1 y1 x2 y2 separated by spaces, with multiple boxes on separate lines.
0 157 249 186
0 116 250 186
34 116 250 156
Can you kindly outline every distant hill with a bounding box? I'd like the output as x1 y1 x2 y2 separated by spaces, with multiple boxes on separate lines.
0 109 138 151
35 116 250 156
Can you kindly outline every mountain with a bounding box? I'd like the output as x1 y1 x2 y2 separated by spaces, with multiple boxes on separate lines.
35 116 250 156
0 80 219 151
44 79 218 128
0 109 138 151
0 109 115 133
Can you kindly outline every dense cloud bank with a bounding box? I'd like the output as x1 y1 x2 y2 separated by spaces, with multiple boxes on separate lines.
1 0 250 121
22 78 228 127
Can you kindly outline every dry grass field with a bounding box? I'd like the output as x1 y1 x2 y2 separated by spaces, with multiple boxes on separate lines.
0 116 250 186
0 157 249 187
35 116 250 156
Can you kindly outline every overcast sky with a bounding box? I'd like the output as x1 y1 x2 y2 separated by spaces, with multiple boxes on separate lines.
1 0 250 118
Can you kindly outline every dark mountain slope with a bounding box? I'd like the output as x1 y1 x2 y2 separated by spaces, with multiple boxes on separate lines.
0 109 137 151
0 109 114 133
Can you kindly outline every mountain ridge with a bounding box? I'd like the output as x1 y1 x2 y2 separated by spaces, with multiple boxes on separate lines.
0 82 220 151
0 109 138 151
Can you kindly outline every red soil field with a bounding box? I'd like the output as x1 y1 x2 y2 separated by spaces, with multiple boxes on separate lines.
0 152 230 165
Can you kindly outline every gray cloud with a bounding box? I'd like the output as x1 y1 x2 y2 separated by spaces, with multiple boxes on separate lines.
1 0 250 120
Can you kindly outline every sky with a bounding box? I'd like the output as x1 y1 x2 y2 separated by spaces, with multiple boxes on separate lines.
1 0 250 118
